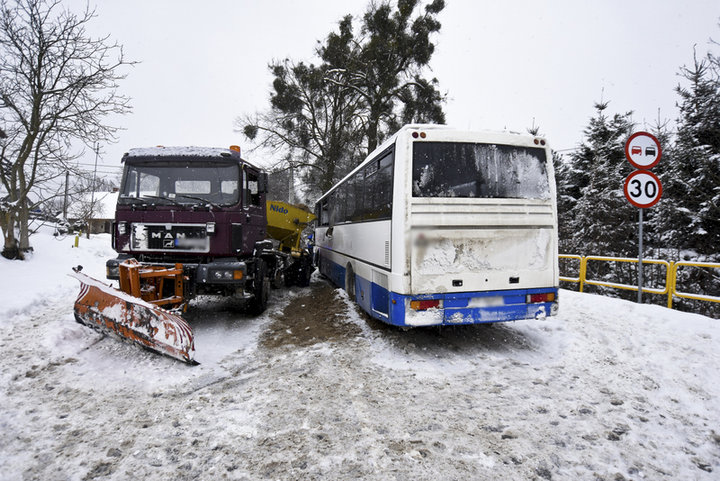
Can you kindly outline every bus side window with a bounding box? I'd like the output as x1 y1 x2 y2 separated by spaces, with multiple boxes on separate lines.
330 191 342 226
346 176 355 223
352 170 364 221
362 150 393 220
376 152 393 217
320 200 329 226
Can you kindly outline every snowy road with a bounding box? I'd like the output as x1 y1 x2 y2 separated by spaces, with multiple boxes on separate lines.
1 232 719 480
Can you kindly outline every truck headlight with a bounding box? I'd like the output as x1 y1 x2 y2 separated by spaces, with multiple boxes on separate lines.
206 222 215 234
210 269 243 280
118 221 128 235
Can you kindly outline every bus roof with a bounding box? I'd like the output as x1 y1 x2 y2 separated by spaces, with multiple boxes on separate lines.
316 124 549 202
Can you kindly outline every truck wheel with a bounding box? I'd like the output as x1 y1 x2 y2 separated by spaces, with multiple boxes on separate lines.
283 265 296 288
248 259 270 315
297 257 313 288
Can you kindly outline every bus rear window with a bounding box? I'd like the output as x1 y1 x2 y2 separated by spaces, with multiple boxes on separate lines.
412 142 550 199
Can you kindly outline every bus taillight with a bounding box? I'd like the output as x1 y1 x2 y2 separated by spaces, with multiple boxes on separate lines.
526 293 555 304
410 299 441 311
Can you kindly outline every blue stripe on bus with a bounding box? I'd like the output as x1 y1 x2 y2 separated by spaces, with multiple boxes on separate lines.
320 256 558 327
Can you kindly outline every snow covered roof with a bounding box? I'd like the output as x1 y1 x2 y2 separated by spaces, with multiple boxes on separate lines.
124 146 240 159
67 191 118 220
121 145 263 170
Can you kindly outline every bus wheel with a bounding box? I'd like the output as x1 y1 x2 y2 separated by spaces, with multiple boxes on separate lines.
345 263 356 301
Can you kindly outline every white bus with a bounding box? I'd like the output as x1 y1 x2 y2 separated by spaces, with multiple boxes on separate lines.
314 124 559 327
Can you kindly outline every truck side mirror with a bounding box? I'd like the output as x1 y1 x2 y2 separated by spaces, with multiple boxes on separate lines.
259 172 269 193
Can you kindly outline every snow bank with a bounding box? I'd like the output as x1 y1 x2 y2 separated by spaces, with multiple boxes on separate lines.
0 228 116 320
1 228 719 480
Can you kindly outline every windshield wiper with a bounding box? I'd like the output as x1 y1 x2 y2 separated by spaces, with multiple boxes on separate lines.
175 194 220 209
120 197 146 204
139 195 182 206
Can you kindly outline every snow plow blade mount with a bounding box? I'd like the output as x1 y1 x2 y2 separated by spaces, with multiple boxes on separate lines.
71 270 197 364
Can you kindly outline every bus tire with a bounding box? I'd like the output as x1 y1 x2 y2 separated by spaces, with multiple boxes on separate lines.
345 263 356 301
316 254 328 280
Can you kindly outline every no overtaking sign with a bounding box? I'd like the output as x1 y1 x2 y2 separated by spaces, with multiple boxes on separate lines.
625 131 662 169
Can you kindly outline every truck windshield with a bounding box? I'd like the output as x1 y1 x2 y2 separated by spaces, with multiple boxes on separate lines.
412 142 550 199
119 160 240 206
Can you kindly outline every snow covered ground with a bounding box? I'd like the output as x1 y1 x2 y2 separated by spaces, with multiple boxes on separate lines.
1 229 719 480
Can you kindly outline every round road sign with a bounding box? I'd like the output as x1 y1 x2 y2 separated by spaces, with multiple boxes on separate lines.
624 170 662 208
625 131 662 169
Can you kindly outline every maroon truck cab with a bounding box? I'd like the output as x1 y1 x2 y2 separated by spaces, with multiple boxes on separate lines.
106 146 270 301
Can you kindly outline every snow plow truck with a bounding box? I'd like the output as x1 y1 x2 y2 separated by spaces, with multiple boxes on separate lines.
71 146 315 364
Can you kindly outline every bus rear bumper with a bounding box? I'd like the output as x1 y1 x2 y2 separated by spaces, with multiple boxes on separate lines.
387 288 559 327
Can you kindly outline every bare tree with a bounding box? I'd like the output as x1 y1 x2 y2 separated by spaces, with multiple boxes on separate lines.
0 0 132 259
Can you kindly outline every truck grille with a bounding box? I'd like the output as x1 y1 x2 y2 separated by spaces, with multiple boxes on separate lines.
131 223 209 253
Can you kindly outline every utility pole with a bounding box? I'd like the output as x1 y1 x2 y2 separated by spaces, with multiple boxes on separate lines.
63 170 69 221
87 144 99 238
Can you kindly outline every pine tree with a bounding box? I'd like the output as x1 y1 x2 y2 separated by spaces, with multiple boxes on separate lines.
553 151 575 253
321 0 446 153
644 114 690 255
240 59 365 200
241 1 446 201
671 52 720 255
560 102 636 256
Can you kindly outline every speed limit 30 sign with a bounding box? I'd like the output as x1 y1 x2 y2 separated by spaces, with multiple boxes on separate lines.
624 170 662 208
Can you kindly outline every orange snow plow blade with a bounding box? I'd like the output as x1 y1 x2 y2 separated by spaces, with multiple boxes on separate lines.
71 267 197 364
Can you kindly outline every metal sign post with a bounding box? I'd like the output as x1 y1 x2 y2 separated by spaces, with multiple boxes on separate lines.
624 132 662 304
638 209 643 303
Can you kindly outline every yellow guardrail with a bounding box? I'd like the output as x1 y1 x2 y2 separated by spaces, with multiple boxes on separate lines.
559 254 585 291
669 261 720 309
559 254 720 310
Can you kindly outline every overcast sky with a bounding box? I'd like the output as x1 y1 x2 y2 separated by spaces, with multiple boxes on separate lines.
66 0 720 178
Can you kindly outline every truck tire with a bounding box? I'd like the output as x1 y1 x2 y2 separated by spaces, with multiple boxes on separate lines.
247 259 270 315
283 265 296 288
297 257 313 288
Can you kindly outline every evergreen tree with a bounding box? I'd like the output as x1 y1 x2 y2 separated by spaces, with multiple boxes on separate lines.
241 0 446 201
553 150 575 253
322 0 446 153
644 114 690 254
240 59 364 200
560 102 636 256
670 52 720 255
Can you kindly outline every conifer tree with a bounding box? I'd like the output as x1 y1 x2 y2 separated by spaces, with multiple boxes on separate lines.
241 0 446 201
240 59 364 198
553 150 575 253
560 102 635 256
644 115 689 254
670 52 720 255
322 0 446 153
